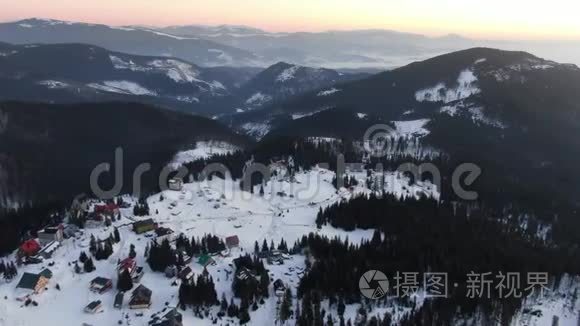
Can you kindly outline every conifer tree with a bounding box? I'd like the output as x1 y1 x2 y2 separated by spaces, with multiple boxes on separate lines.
117 269 133 292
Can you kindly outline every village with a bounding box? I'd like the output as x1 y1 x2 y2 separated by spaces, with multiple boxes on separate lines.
0 164 437 326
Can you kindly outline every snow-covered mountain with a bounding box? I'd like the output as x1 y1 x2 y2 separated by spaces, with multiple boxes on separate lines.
232 48 580 206
226 62 369 114
0 42 259 115
0 18 259 67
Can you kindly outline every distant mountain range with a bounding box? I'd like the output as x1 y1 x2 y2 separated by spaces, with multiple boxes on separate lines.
155 23 580 69
0 42 367 116
2 18 579 70
0 18 259 67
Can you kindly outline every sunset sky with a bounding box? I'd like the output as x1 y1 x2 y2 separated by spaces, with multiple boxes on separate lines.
0 0 579 40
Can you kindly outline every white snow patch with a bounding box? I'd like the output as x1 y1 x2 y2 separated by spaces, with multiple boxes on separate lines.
167 141 240 170
439 105 459 116
245 92 272 106
276 65 300 82
109 55 148 72
0 50 18 57
317 88 341 96
175 96 199 103
415 69 480 103
356 113 367 119
240 122 271 140
468 107 506 128
148 59 200 84
292 107 332 120
475 58 487 64
392 119 431 137
88 81 157 96
37 80 69 89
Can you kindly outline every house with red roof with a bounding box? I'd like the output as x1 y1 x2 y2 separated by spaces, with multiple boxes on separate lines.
20 239 41 257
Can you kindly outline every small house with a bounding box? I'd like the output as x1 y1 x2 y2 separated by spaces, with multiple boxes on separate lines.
155 227 176 244
225 235 240 249
273 279 286 297
129 284 152 309
84 300 103 314
150 307 183 326
118 257 137 276
196 254 215 267
90 277 113 294
94 203 120 217
178 266 193 282
15 269 52 298
20 239 41 257
37 240 60 259
235 267 260 282
176 251 192 265
168 178 183 191
133 219 156 234
37 225 64 247
114 292 124 309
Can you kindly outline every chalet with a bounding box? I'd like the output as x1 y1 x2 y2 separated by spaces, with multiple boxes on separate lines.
168 178 183 191
129 284 152 309
37 225 64 246
155 227 176 244
133 219 156 234
114 292 124 309
273 279 286 297
117 257 137 276
94 203 119 217
176 251 192 265
15 269 52 299
90 277 113 294
225 235 240 249
197 254 215 267
266 250 290 265
84 300 102 314
37 240 60 259
20 239 41 257
235 267 260 282
150 308 183 326
178 266 194 282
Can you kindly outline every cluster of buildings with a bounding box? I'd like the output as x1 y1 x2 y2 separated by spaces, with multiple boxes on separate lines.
257 249 291 265
18 224 67 263
83 257 150 314
84 284 153 313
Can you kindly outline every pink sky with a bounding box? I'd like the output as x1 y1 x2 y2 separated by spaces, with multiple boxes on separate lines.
1 0 579 40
